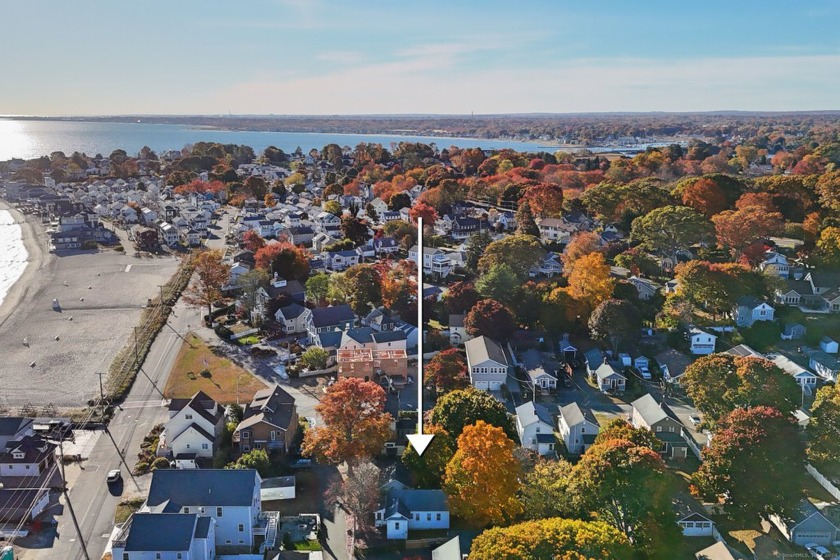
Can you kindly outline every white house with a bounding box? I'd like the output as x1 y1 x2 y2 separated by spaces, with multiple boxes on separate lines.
448 314 472 346
538 218 574 244
323 250 360 271
688 327 716 355
465 336 511 391
515 401 556 456
765 353 819 393
158 222 180 246
558 402 599 455
408 246 453 278
162 391 224 463
111 513 216 560
734 296 775 328
275 303 309 334
142 469 269 552
374 489 449 540
760 251 792 278
770 499 840 547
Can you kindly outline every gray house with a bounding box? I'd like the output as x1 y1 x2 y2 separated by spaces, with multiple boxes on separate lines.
770 499 840 547
734 296 775 328
593 362 626 393
558 402 599 455
465 336 511 391
631 394 690 459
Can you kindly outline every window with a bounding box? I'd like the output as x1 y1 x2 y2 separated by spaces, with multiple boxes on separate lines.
427 513 432 521
156 554 161 560
238 524 244 532
535 427 540 433
185 414 193 420
394 522 400 530
184 507 190 514
669 426 674 433
217 507 222 517
436 513 442 521
186 444 191 449
226 540 232 544
202 443 209 450
176 555 182 560
242 431 249 439
123 554 129 560
656 426 662 432
414 513 419 521
581 426 585 433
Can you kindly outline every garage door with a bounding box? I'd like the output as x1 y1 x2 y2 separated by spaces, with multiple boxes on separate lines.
794 531 832 546
475 381 488 390
489 381 503 390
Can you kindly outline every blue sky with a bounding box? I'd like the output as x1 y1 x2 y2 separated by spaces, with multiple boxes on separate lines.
2 0 839 115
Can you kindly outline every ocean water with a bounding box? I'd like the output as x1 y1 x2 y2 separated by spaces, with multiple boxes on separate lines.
0 118 557 161
0 210 29 308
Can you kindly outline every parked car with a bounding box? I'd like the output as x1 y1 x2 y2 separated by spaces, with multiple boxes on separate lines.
638 366 652 380
562 375 573 388
689 415 702 427
106 469 121 484
806 544 834 560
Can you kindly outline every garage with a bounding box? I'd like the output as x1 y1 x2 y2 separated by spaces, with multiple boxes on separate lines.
793 531 833 547
489 381 503 390
474 381 488 390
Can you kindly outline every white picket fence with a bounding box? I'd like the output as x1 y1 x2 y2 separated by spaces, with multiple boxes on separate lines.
806 463 840 501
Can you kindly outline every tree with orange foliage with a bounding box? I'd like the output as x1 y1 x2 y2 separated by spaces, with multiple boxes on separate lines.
734 192 776 212
242 229 266 253
182 250 231 318
521 183 564 218
443 420 522 527
712 205 784 258
254 242 310 281
302 378 393 467
680 178 728 217
173 178 226 196
567 253 614 316
409 202 438 225
561 232 603 276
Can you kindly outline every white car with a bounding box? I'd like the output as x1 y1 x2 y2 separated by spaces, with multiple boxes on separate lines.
689 415 702 426
806 544 835 560
638 366 651 380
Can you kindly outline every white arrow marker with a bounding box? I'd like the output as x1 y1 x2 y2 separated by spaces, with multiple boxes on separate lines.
406 216 435 457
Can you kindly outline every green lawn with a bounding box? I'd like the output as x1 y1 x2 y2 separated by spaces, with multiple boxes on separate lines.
163 334 267 404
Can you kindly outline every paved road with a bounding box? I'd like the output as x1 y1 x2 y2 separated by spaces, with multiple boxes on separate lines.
24 299 201 560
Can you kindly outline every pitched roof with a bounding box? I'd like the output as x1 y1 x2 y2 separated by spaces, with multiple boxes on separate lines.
594 362 625 381
146 469 258 509
696 541 740 560
278 302 307 320
0 417 33 437
310 305 355 327
371 330 407 344
449 314 464 328
725 344 762 358
465 336 509 367
121 513 196 551
194 516 212 539
237 384 297 433
432 536 462 560
515 401 554 428
386 489 448 515
342 327 374 345
560 402 598 427
632 393 681 427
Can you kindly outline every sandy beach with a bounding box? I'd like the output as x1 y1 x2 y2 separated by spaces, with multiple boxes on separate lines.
0 201 179 407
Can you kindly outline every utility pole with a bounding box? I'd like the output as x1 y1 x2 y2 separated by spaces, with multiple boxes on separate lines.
95 372 105 415
133 326 140 365
58 438 91 560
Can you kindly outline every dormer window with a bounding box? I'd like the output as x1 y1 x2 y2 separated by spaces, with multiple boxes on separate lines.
185 414 193 420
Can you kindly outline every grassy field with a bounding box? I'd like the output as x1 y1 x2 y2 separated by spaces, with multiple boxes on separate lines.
114 497 144 524
163 334 268 404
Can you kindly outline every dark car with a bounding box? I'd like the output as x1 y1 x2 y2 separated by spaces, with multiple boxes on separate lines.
562 375 573 388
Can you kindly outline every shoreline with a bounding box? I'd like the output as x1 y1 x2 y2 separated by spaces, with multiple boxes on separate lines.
0 200 49 330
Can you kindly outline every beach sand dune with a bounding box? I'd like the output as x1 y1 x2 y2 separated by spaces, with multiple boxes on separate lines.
0 203 179 407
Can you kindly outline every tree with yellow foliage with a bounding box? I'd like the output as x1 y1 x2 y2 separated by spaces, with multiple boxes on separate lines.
443 420 522 527
567 252 614 316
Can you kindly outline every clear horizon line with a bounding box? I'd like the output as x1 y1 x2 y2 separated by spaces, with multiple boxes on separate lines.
4 109 840 119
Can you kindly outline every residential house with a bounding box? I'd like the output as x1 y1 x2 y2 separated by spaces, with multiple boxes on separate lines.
380 210 401 223
432 536 463 560
673 495 716 538
274 303 309 334
526 365 557 395
627 275 662 301
0 434 59 487
142 469 266 552
314 212 341 233
287 226 315 247
515 401 557 456
305 305 356 340
181 228 202 247
408 246 453 279
371 330 408 351
0 488 51 523
450 216 481 239
776 271 840 313
111 513 216 560
465 336 511 391
252 278 306 323
368 197 389 218
233 385 299 454
538 218 575 244
593 362 626 393
162 391 225 465
0 418 34 449
770 499 840 547
374 489 449 540
631 394 690 459
760 251 792 278
362 308 398 332
373 237 399 256
734 296 775 328
558 334 577 363
656 349 693 386
765 353 819 393
530 252 563 278
688 327 717 355
558 402 599 455
448 314 472 346
323 250 360 271
583 348 604 376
